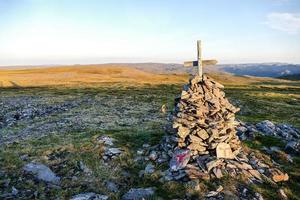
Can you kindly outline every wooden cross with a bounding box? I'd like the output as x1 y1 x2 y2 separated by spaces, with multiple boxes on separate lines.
184 40 217 80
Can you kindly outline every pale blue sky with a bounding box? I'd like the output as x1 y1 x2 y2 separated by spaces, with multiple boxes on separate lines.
0 0 300 66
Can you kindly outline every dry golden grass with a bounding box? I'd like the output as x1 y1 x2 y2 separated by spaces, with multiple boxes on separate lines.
0 65 188 87
0 64 295 88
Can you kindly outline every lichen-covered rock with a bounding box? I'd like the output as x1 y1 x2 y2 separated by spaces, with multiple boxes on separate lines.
122 187 155 200
70 193 108 200
23 162 60 185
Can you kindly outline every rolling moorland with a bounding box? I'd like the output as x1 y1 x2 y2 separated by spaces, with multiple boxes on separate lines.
0 65 300 199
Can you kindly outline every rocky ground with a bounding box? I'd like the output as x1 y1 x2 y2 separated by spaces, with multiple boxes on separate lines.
0 79 300 199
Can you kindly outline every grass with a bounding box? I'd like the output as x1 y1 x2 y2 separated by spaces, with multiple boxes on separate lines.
0 70 300 199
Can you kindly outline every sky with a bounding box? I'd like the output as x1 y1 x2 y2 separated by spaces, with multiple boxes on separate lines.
0 0 300 66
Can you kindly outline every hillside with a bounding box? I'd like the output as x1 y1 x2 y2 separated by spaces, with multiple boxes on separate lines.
278 73 300 81
0 65 294 88
213 63 300 78
0 65 188 87
2 62 299 79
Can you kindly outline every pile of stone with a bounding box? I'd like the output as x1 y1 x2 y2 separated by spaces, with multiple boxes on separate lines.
140 75 288 185
172 75 241 159
96 135 123 161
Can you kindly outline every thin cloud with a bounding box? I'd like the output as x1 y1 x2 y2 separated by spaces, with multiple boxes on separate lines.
265 12 300 34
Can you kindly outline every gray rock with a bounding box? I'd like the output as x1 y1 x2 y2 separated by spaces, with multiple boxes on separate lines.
97 135 114 146
148 151 158 161
237 126 248 133
254 192 264 200
144 163 155 174
278 124 300 139
205 190 219 197
256 121 300 142
70 193 109 200
136 149 144 156
20 154 29 161
173 170 186 180
12 186 18 196
122 187 155 200
142 144 151 148
79 161 92 174
23 162 60 185
285 141 300 155
169 149 191 171
138 170 145 178
105 147 122 156
105 181 119 192
256 120 277 136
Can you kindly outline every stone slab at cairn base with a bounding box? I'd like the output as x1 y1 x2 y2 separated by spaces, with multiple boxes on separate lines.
172 75 241 159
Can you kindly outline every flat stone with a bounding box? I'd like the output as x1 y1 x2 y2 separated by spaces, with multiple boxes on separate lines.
248 169 262 180
206 159 223 172
23 162 60 185
189 135 203 143
105 147 122 155
205 191 219 198
278 189 288 200
187 143 207 152
197 129 209 140
190 76 202 86
122 188 155 200
216 143 234 159
71 193 108 200
226 163 237 169
231 161 253 170
169 149 191 171
213 168 223 179
216 185 224 193
97 135 114 146
177 126 190 139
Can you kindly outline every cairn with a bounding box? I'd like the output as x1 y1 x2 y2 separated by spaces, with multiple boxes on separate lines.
141 75 289 184
173 75 240 159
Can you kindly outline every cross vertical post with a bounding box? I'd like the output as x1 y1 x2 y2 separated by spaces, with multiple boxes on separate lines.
197 40 203 79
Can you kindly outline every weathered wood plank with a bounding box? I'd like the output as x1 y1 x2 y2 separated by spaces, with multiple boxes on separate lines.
202 59 218 66
184 60 218 67
184 61 198 67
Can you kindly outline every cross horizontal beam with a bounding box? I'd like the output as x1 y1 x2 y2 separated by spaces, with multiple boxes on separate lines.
184 59 218 67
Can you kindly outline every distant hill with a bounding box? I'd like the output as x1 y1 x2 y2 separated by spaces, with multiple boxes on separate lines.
213 63 300 78
0 64 291 88
1 62 299 78
89 63 300 78
278 73 300 81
